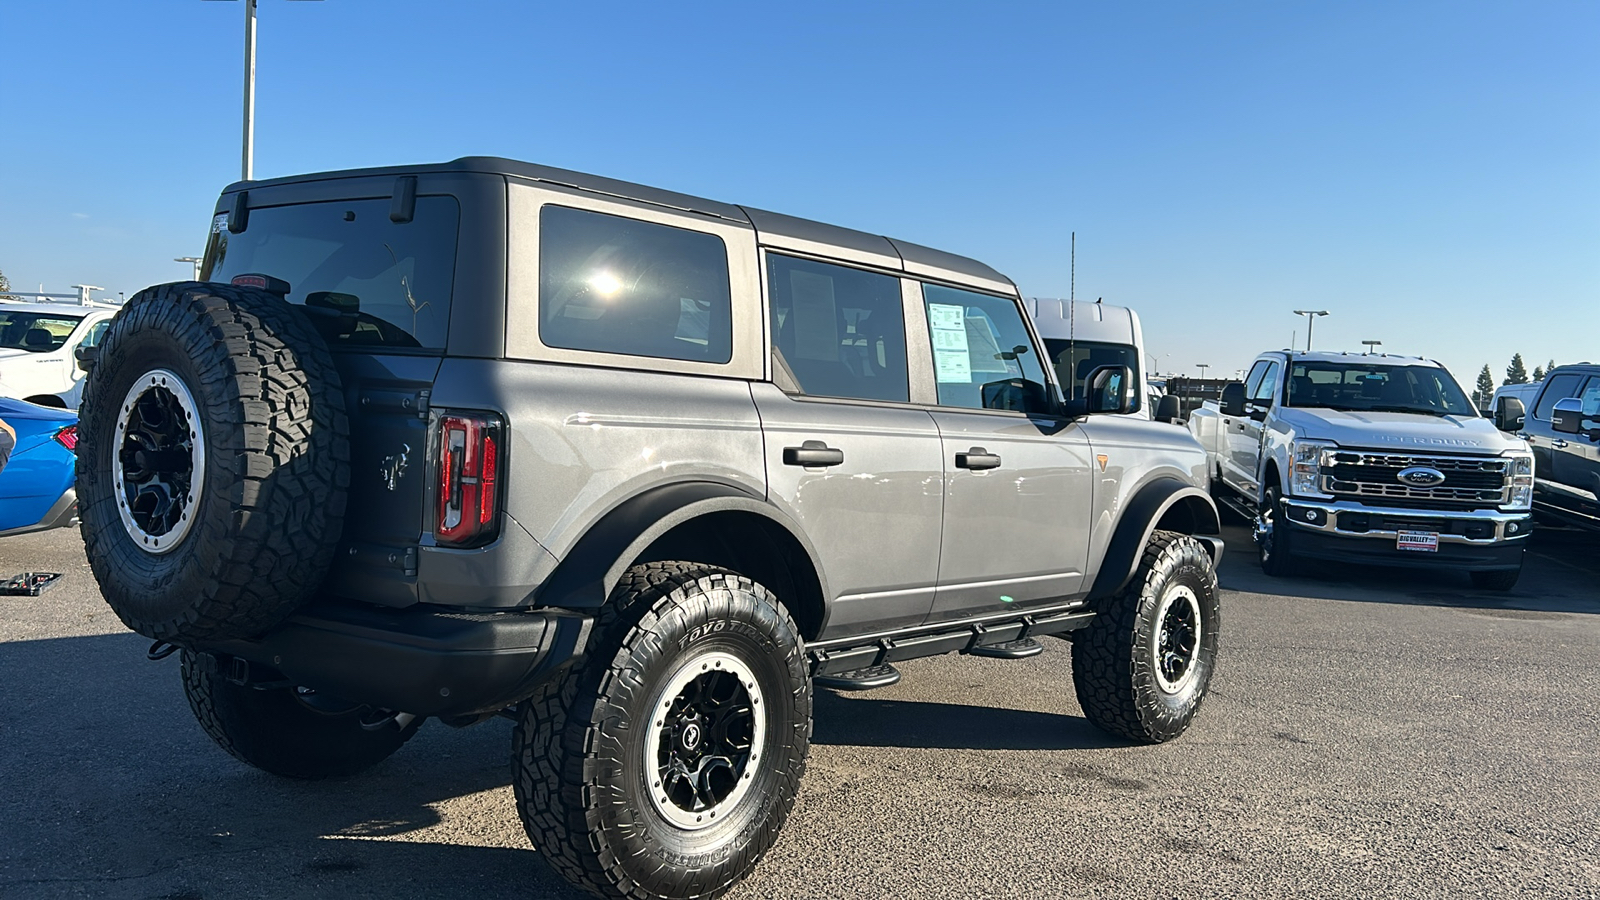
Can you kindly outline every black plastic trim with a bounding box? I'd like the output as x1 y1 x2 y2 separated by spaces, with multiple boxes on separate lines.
1088 478 1223 602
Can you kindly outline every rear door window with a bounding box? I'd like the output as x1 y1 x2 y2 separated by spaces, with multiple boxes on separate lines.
538 205 732 364
767 254 908 402
202 196 459 350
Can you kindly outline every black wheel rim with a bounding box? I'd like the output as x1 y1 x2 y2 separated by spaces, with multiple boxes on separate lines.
113 369 206 553
1154 586 1201 693
647 651 765 830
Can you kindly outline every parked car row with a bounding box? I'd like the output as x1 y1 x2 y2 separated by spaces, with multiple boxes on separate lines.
1489 364 1600 532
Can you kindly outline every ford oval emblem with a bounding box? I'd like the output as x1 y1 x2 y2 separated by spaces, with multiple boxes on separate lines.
1397 466 1446 487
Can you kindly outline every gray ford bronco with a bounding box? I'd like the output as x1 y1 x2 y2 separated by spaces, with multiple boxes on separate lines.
77 157 1224 900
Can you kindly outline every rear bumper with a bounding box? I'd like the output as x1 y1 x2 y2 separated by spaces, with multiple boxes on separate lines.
0 487 78 539
205 602 593 718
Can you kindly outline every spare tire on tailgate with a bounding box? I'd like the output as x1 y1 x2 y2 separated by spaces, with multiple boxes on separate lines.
78 281 349 644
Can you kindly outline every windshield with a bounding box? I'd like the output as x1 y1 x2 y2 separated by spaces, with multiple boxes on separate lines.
201 196 460 350
0 311 84 352
1044 339 1141 412
1285 361 1477 416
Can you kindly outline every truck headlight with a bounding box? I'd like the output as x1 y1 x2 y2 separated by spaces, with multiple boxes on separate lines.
1289 440 1335 497
1503 453 1533 510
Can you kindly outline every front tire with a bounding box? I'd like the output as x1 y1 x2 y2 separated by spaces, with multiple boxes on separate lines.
513 563 811 900
180 651 420 779
1257 485 1298 577
1073 531 1221 744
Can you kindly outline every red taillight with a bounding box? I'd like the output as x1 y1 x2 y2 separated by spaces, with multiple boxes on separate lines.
54 426 78 452
435 412 502 547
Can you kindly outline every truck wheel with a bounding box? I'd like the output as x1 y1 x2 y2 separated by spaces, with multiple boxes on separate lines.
1256 485 1298 577
77 282 349 644
1470 566 1522 591
1073 531 1220 744
180 651 420 779
513 562 811 900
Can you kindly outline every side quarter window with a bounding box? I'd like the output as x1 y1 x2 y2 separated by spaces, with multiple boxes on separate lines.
1242 361 1270 399
78 320 111 349
1533 373 1586 421
767 254 909 403
921 284 1051 413
1250 361 1281 405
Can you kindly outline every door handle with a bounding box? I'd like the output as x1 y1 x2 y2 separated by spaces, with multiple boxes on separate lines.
1551 439 1569 449
956 447 1002 470
783 440 844 468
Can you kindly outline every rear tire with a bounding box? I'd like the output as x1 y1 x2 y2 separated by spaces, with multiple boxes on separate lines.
180 651 419 779
1470 566 1522 592
1073 531 1220 744
513 562 811 900
78 282 349 643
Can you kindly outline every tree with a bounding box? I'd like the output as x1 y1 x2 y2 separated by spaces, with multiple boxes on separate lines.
1473 364 1496 410
1504 353 1529 386
1532 365 1545 381
1545 359 1557 378
0 268 19 301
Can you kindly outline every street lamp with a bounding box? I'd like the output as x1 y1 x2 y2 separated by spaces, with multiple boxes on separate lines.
204 0 324 182
1195 363 1210 380
175 257 203 280
1361 339 1382 355
1293 310 1329 352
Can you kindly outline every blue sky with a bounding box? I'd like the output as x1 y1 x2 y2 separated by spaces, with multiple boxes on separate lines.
2 1 1595 386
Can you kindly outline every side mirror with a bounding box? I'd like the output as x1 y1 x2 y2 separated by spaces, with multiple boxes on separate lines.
980 378 1049 414
1551 397 1583 435
1154 394 1182 424
1219 382 1247 417
1085 365 1136 415
1494 397 1527 433
1246 401 1270 422
74 344 100 374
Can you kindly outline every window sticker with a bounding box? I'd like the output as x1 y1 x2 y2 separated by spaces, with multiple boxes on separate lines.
211 213 229 234
929 302 972 383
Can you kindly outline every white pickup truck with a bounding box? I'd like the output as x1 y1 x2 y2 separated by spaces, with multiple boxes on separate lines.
1189 350 1535 590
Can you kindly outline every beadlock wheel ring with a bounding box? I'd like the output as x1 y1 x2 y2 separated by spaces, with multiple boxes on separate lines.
1151 583 1203 695
111 369 206 555
643 650 767 831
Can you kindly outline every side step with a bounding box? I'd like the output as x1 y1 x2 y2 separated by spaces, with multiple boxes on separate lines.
814 663 901 692
966 637 1043 659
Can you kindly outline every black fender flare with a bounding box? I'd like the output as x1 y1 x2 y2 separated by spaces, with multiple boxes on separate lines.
533 480 831 611
1087 477 1223 602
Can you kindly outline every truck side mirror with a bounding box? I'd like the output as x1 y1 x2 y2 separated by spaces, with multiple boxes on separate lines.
1551 397 1583 435
75 344 100 374
1495 396 1527 433
1154 394 1182 424
1219 382 1246 417
1085 365 1136 415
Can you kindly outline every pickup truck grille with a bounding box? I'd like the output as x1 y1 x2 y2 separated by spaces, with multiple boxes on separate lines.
1323 451 1509 510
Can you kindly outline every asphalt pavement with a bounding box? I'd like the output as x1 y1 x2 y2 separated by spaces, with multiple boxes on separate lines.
1 525 1596 899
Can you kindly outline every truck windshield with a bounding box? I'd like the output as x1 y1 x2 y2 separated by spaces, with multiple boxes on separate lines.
200 196 460 351
1285 361 1477 416
0 311 84 352
1044 339 1141 408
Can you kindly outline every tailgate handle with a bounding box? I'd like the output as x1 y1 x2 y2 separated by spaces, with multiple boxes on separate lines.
783 441 845 468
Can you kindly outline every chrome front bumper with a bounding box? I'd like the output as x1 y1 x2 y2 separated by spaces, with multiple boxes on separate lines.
1277 497 1532 545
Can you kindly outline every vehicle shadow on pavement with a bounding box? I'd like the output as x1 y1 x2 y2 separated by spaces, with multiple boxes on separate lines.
0 631 590 900
1215 526 1599 616
811 690 1126 751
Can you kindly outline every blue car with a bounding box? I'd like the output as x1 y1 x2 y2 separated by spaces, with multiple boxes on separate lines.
0 397 78 537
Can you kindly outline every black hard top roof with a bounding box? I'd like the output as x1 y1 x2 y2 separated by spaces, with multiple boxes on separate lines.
225 156 1012 288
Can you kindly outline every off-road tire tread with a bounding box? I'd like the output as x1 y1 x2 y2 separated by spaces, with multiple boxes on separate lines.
78 281 348 643
513 562 810 900
1072 530 1219 744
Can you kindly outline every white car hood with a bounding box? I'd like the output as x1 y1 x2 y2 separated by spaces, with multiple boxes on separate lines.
1276 407 1522 455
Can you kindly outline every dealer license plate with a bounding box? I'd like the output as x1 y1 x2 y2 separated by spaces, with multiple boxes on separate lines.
1397 530 1440 552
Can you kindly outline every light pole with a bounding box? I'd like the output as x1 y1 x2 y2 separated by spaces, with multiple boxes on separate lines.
205 0 323 181
175 257 203 280
1293 310 1329 352
1195 363 1210 381
1361 339 1382 355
